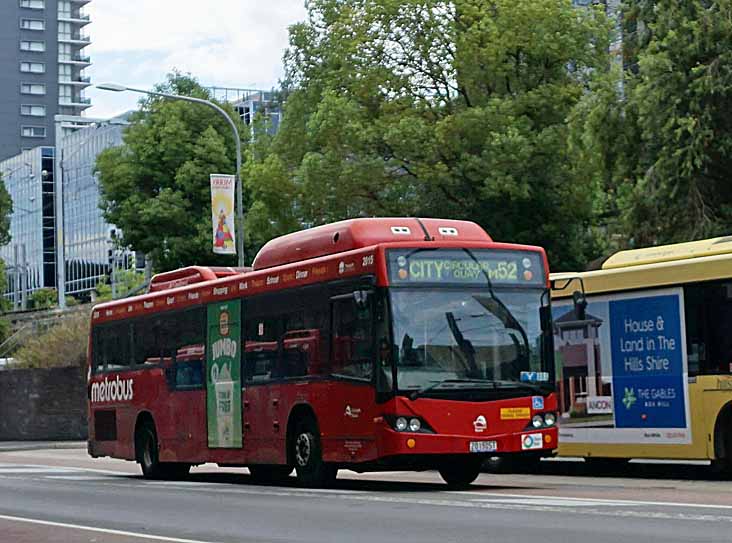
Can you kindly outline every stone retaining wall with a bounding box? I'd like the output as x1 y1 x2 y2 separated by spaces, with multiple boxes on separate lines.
0 366 87 441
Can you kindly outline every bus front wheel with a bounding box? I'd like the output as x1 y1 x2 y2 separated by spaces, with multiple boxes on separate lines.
439 458 482 487
291 419 336 487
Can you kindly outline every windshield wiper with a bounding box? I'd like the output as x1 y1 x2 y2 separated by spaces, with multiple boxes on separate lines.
490 379 550 394
408 378 549 400
409 378 492 400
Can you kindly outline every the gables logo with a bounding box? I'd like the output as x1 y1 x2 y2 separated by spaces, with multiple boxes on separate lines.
473 415 487 433
91 376 134 403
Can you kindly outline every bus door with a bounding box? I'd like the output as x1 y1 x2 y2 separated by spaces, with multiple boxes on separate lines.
243 318 286 463
326 291 377 458
206 301 243 449
164 344 206 459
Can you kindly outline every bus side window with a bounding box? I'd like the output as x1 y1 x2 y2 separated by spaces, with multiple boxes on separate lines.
99 322 133 371
685 282 732 375
244 316 279 382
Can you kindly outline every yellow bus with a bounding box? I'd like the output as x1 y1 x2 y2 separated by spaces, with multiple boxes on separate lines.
551 236 732 472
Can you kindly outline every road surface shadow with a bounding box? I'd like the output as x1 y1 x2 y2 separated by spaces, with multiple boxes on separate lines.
492 459 730 481
123 470 528 492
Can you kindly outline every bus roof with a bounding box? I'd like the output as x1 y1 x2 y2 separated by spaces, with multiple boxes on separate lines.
251 218 491 270
552 251 732 298
601 235 732 270
92 218 548 324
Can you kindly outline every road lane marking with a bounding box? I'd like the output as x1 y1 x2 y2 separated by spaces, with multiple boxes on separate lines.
0 468 74 474
446 491 732 511
0 514 223 543
0 462 131 476
474 497 630 507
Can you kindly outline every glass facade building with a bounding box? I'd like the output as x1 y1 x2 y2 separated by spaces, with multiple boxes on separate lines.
0 146 56 308
58 121 133 298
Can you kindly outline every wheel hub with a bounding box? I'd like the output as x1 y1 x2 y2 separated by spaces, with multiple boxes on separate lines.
295 433 312 467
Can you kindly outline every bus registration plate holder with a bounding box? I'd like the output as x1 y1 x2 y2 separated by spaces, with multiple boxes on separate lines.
469 441 497 453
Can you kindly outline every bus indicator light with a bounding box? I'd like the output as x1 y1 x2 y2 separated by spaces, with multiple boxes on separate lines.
406 438 416 449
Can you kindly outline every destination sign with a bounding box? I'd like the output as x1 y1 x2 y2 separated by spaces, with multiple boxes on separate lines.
387 249 545 287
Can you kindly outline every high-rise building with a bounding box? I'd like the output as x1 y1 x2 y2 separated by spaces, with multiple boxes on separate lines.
0 0 92 162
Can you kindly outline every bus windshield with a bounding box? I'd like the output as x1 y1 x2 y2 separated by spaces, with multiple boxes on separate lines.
390 288 549 397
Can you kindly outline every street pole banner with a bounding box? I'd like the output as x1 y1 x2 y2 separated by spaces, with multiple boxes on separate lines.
210 174 236 255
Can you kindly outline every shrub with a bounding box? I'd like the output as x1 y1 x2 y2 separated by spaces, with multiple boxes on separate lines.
13 311 89 369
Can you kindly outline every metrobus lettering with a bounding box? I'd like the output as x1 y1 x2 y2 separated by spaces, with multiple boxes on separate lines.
91 376 134 403
212 337 237 360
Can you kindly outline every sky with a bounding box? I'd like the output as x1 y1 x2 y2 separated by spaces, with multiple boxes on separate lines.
85 0 309 118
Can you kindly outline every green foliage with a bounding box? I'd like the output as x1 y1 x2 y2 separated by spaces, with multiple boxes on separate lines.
0 317 11 348
29 288 58 310
95 266 146 302
0 260 10 312
576 0 732 249
13 312 89 369
0 171 12 248
95 72 250 272
247 0 612 270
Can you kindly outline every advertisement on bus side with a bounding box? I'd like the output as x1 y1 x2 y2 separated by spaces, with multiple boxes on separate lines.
552 287 691 445
206 300 243 448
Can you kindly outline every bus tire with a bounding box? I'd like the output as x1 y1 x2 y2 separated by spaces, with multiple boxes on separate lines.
439 458 482 488
291 418 336 487
136 421 191 480
249 465 293 484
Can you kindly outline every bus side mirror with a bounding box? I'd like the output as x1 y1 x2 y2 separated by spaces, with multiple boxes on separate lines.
540 306 552 332
573 290 587 320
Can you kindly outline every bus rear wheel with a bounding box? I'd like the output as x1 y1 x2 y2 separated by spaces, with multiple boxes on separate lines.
136 421 190 480
291 419 336 488
439 458 482 488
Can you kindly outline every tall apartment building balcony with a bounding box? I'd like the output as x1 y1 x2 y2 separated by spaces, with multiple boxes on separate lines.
58 54 92 66
58 33 92 45
59 97 92 110
60 75 92 88
58 13 91 26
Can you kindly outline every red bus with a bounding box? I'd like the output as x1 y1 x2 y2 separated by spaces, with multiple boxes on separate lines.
88 218 559 487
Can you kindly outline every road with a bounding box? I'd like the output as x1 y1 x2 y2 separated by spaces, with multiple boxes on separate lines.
0 448 731 543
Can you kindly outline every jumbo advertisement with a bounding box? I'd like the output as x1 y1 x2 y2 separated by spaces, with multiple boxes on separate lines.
206 300 243 448
553 288 691 445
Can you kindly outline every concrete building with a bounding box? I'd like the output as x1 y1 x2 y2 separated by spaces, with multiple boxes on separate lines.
208 87 282 136
0 0 93 162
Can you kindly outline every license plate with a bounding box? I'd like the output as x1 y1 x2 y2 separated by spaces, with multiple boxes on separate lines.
469 440 497 453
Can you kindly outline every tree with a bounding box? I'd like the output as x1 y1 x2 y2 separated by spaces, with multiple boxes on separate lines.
0 172 14 320
96 72 250 272
575 1 732 248
246 0 612 270
95 265 146 302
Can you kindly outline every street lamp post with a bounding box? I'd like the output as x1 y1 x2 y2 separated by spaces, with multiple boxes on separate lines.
96 83 245 267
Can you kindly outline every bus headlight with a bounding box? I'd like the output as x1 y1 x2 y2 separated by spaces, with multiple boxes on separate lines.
543 412 556 426
532 415 544 428
408 418 421 432
395 417 408 431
